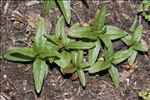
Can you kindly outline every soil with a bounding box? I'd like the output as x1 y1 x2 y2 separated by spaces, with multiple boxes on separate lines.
0 0 150 100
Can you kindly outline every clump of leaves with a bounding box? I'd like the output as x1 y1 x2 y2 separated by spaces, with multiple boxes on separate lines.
42 0 71 24
4 5 148 94
121 16 148 65
138 90 150 100
138 1 150 21
4 18 61 93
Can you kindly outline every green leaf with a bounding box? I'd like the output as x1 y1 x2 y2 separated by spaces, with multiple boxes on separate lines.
55 16 65 39
57 0 71 24
105 46 114 62
88 39 101 66
79 62 90 69
54 51 71 69
77 69 86 87
4 47 35 62
121 35 132 46
4 52 34 62
128 48 137 65
33 59 48 93
67 23 97 40
44 34 58 45
34 17 47 54
98 35 113 57
46 41 59 50
39 51 60 59
105 25 128 40
88 60 111 73
71 51 78 64
66 41 95 50
7 47 35 57
132 25 143 42
98 34 112 48
68 31 97 40
35 17 46 39
132 42 148 52
93 5 106 31
108 65 120 87
68 23 93 33
42 0 55 15
129 16 138 32
77 50 83 64
112 49 131 65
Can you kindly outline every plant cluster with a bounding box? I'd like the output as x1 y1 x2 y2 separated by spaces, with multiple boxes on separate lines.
4 2 148 94
138 90 150 100
138 0 150 21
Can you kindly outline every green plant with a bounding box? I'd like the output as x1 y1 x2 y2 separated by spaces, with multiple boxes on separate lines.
42 0 71 24
67 5 131 87
4 18 61 93
138 90 150 100
138 0 150 21
121 16 148 65
4 4 148 94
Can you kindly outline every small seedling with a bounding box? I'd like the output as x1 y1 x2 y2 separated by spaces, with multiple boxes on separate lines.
121 16 148 65
138 1 150 21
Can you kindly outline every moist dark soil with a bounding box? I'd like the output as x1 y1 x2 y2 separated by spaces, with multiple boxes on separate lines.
0 0 150 100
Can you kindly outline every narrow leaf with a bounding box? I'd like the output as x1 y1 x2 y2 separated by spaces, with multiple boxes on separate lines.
77 50 83 64
132 25 143 42
88 60 111 73
7 47 35 57
93 5 106 31
108 65 120 87
88 39 101 66
57 0 71 24
55 16 65 39
112 49 131 65
132 42 148 52
128 49 137 65
39 51 60 59
99 35 113 57
33 59 48 93
66 41 95 50
71 51 78 64
67 23 97 40
35 17 46 38
42 0 55 15
4 47 35 62
105 25 128 40
4 52 34 62
77 69 86 87
129 16 138 32
104 48 114 62
34 17 47 54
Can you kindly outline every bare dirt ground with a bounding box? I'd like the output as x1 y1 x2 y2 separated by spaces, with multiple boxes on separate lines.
0 0 150 100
